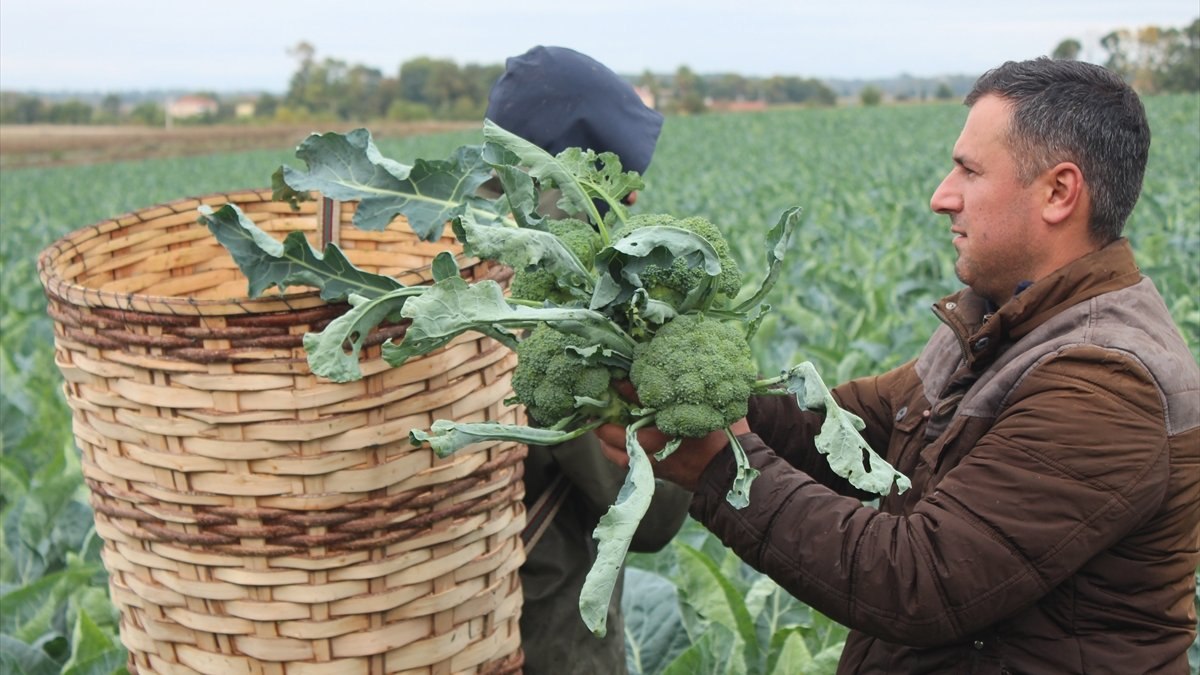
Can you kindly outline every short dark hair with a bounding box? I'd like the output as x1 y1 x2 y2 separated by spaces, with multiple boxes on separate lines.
965 57 1150 242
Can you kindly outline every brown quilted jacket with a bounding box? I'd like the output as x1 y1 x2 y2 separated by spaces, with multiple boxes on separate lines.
690 239 1200 674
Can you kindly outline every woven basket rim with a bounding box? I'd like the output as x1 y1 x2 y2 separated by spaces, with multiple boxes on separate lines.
35 187 463 316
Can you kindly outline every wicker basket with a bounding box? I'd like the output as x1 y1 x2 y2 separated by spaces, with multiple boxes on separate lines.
37 189 526 675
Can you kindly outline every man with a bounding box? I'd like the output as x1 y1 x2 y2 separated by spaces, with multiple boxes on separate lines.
484 45 692 675
598 57 1200 673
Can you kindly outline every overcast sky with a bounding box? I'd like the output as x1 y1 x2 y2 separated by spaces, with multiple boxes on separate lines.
1 0 1196 93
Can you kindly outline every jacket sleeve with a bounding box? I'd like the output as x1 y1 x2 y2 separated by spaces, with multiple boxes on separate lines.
550 433 691 553
689 348 1172 645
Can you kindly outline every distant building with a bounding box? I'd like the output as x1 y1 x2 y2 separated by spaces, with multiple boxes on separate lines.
633 85 656 110
234 101 256 118
167 95 218 119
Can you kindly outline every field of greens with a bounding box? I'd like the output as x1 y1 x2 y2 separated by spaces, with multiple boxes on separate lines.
2 96 1197 674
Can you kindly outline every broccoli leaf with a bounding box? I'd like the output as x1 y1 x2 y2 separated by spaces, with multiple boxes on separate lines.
479 144 545 230
301 287 426 382
482 120 642 234
451 215 594 293
275 128 509 239
590 226 722 310
430 251 460 282
409 419 594 458
725 431 761 509
382 276 636 366
198 203 403 302
580 418 657 637
554 146 644 218
732 207 802 314
785 362 911 495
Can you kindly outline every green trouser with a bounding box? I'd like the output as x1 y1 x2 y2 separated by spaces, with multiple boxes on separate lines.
519 433 691 675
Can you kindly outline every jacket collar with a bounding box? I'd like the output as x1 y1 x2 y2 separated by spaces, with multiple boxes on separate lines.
932 238 1143 369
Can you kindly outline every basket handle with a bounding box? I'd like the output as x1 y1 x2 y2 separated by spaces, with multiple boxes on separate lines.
319 196 341 249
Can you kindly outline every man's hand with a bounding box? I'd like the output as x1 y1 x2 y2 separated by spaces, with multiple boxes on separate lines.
595 417 750 491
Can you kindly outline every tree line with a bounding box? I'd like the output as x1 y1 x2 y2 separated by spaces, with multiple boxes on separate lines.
2 19 1196 127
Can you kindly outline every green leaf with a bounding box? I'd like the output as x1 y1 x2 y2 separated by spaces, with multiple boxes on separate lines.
451 215 593 293
61 609 120 675
621 568 689 675
726 432 761 509
580 420 657 637
0 635 61 675
591 226 722 310
478 145 544 230
430 251 460 282
482 121 609 228
785 362 911 495
409 419 592 458
480 120 643 234
1 565 99 642
197 204 403 302
384 276 635 366
766 627 815 675
732 207 802 314
276 129 507 239
301 287 426 382
660 623 748 675
673 542 759 657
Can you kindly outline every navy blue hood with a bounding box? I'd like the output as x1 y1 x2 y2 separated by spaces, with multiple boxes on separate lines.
485 45 663 175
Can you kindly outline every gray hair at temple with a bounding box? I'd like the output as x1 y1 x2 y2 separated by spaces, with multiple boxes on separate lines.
965 57 1150 243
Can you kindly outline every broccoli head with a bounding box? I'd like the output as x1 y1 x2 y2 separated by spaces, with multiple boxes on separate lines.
617 213 743 305
511 323 619 427
629 313 757 438
510 218 602 304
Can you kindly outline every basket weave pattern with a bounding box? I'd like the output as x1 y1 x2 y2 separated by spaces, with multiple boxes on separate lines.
38 190 526 675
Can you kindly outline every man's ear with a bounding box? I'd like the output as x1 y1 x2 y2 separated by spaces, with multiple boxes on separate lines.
1042 162 1085 226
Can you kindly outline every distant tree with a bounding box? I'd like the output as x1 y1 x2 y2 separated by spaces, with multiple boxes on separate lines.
255 93 279 119
462 62 505 111
934 82 955 100
387 100 433 121
47 101 93 124
671 65 706 114
1156 18 1200 92
128 101 164 126
0 94 45 123
1101 30 1134 83
860 85 883 107
761 76 836 106
398 57 438 105
285 41 318 109
1098 21 1200 93
397 56 488 119
707 73 751 101
98 94 122 122
1052 38 1083 60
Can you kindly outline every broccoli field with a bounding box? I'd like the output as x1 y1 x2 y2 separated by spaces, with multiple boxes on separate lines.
2 96 1197 674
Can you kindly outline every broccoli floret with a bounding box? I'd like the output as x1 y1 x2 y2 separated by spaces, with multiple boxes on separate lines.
511 323 619 426
629 313 756 438
618 213 742 305
510 218 602 304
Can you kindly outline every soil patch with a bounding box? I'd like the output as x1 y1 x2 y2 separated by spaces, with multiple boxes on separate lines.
0 121 476 168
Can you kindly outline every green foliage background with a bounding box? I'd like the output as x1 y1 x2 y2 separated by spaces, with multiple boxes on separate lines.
1 96 1197 673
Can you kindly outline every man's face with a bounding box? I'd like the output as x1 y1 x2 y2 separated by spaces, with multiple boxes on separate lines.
930 95 1043 305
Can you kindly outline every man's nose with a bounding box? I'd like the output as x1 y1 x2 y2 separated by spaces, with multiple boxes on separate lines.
929 173 961 214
